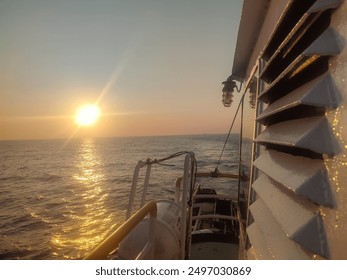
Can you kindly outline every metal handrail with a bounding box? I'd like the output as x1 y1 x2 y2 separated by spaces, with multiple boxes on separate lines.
85 201 157 260
126 160 150 219
180 154 192 259
125 152 196 260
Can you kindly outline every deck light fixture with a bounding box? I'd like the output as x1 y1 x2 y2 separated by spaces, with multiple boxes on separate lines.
222 75 241 107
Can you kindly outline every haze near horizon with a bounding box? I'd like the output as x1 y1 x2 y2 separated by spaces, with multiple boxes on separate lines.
0 0 243 140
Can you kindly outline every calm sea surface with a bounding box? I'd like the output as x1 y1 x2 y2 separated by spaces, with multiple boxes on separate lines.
0 134 250 259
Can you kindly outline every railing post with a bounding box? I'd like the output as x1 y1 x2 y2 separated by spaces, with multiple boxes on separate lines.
141 161 152 207
180 154 191 259
175 177 183 203
127 160 146 219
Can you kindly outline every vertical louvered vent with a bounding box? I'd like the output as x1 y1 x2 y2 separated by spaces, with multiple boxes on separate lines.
247 0 343 259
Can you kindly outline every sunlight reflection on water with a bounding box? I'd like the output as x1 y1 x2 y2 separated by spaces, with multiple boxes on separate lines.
50 139 116 259
0 134 245 259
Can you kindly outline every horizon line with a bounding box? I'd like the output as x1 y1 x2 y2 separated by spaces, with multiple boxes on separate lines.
0 132 242 142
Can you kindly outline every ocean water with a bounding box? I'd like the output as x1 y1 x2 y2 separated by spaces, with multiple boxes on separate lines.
0 134 250 260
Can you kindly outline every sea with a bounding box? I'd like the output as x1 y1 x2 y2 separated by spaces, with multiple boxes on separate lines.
0 134 251 260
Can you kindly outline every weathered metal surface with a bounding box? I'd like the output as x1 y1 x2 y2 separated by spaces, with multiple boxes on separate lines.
231 0 346 260
255 116 340 156
308 0 344 14
252 174 329 257
259 26 342 103
249 199 311 259
253 149 333 206
318 0 347 259
246 223 274 260
257 73 341 124
303 27 344 56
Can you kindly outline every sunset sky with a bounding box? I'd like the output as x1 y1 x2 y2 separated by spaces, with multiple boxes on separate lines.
0 0 244 140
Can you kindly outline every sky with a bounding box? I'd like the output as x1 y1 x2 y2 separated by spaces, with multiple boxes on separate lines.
0 0 244 140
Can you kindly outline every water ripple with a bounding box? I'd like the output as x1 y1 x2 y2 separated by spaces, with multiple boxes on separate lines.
0 135 247 259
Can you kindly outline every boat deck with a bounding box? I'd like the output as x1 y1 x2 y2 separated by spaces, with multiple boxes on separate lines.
190 187 240 260
191 242 239 260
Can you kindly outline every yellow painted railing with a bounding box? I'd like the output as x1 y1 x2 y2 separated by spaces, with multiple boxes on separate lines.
84 201 157 260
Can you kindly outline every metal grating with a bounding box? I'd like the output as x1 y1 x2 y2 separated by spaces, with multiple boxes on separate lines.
245 0 344 259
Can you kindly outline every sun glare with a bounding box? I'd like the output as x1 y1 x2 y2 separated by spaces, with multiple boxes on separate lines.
75 104 100 127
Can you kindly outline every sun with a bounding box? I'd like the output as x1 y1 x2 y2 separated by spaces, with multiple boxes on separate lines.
75 104 100 127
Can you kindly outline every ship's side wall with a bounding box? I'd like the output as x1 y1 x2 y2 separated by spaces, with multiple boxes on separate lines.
234 0 347 259
322 0 347 259
241 0 289 79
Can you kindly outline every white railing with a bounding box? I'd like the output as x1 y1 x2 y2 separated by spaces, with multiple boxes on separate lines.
85 151 244 260
125 153 196 260
126 160 150 219
180 154 193 259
